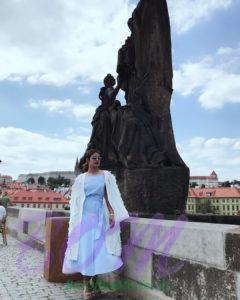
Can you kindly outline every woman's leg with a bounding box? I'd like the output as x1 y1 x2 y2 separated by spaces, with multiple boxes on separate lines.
83 275 93 299
90 275 102 296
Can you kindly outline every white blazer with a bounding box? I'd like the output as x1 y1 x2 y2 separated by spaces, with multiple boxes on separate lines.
65 170 130 261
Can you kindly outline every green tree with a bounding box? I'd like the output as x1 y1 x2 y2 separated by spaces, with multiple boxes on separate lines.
0 192 10 208
38 176 46 185
47 176 70 190
190 182 198 188
47 177 57 190
222 181 231 187
27 177 35 184
231 180 240 186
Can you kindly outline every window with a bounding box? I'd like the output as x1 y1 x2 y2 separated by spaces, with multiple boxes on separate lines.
14 197 18 200
43 204 46 208
23 197 26 200
237 206 239 210
223 205 225 210
33 204 36 208
56 204 58 208
38 197 42 200
227 205 230 211
38 204 40 208
48 204 51 208
27 204 29 208
188 205 190 210
217 200 219 203
46 197 50 201
232 199 234 203
62 204 64 208
21 204 24 207
232 206 235 210
54 197 61 201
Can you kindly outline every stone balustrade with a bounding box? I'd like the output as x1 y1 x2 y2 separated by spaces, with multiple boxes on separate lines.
5 207 240 299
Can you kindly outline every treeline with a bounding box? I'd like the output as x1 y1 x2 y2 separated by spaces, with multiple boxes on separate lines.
190 180 240 188
27 175 71 190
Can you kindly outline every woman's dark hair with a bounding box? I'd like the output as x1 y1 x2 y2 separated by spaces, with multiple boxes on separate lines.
83 149 101 172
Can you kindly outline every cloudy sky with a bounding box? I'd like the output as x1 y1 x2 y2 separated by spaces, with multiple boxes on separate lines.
0 0 239 181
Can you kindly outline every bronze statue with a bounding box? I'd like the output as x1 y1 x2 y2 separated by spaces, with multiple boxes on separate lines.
78 0 189 215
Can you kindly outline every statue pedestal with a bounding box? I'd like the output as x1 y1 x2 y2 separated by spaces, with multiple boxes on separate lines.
116 167 189 215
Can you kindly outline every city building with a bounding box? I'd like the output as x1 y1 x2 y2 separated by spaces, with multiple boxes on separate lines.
186 187 240 216
17 171 75 184
190 171 218 187
7 190 68 210
0 174 13 185
54 187 71 200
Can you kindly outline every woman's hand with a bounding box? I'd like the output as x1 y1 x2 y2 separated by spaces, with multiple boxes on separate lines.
109 213 115 228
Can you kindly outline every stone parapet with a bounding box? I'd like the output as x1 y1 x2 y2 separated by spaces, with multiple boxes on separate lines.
121 217 240 300
6 207 68 252
6 207 240 299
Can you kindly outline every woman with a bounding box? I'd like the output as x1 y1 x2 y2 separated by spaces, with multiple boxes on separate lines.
62 149 129 299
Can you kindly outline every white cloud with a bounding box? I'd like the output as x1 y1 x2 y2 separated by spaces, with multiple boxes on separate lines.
28 99 96 122
0 0 134 86
77 86 91 95
178 136 240 181
169 0 234 34
174 46 240 109
0 127 89 179
0 0 235 87
1 127 239 182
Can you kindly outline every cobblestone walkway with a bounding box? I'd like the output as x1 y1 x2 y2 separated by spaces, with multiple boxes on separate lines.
0 236 123 300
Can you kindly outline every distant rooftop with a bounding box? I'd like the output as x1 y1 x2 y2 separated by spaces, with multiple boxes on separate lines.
190 170 218 180
189 187 240 198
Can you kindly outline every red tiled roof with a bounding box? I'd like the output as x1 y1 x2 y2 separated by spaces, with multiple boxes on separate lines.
211 171 217 176
4 182 25 190
8 190 68 204
190 176 217 180
188 187 240 198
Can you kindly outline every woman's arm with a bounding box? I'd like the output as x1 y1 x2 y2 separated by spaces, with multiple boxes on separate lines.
104 186 114 214
104 186 115 228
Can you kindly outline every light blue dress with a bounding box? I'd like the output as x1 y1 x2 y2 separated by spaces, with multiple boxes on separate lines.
62 173 123 276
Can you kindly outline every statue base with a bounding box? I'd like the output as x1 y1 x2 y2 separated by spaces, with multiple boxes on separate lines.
115 166 189 215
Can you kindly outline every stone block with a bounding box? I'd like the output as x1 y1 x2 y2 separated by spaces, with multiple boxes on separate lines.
43 217 82 282
118 167 189 215
130 218 239 268
225 228 240 272
122 244 153 287
152 254 236 300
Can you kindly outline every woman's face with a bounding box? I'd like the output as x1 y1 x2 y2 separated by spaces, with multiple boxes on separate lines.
87 152 101 169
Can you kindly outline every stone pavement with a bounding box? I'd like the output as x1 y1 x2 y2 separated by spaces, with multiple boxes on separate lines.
0 235 124 300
